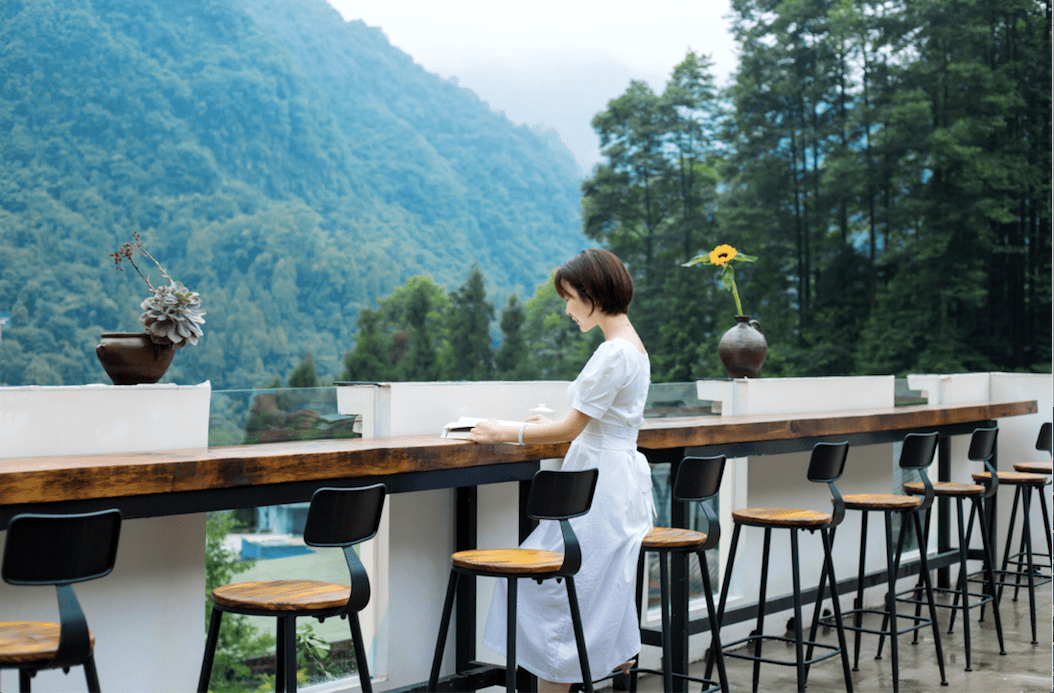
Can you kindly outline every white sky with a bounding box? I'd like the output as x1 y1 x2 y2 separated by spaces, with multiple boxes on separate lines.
325 0 739 173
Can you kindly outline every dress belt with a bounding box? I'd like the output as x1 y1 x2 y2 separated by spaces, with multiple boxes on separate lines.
577 428 639 451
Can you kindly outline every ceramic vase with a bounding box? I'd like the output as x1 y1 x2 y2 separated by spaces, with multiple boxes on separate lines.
96 332 175 385
718 316 767 378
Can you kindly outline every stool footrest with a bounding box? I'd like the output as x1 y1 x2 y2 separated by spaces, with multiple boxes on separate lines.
966 568 1053 589
721 634 842 668
630 666 722 693
895 586 995 611
823 609 933 638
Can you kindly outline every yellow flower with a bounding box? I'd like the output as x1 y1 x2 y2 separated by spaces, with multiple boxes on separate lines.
709 244 737 266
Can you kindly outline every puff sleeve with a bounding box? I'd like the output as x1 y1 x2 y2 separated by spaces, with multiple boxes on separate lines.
571 342 629 420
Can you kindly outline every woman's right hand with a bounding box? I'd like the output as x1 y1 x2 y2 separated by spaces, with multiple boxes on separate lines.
467 418 508 444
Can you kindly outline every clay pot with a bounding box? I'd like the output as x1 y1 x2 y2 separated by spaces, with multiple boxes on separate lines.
717 316 767 378
96 332 175 385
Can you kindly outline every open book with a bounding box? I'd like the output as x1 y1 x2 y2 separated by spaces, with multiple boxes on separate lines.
440 416 523 439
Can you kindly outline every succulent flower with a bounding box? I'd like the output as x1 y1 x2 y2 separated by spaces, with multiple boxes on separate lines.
110 231 205 348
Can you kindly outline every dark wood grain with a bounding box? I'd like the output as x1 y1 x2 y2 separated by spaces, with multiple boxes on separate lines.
0 399 1035 507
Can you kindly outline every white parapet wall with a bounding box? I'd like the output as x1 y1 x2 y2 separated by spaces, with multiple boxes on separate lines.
0 382 211 693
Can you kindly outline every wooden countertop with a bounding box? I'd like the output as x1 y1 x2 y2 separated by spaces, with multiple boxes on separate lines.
0 399 1036 507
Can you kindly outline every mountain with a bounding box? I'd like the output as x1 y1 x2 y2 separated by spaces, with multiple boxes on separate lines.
0 0 586 388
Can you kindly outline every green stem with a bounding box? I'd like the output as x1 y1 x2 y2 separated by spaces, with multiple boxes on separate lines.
731 280 744 316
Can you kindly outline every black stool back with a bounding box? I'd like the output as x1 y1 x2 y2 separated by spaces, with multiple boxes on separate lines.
2 509 122 691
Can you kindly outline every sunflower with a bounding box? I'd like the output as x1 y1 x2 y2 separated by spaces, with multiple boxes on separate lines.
709 244 738 265
682 244 759 316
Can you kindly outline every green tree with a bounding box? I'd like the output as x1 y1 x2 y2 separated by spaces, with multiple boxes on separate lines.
443 264 494 380
495 293 531 380
288 354 319 388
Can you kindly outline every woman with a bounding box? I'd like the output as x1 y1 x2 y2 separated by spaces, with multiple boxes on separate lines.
468 248 653 693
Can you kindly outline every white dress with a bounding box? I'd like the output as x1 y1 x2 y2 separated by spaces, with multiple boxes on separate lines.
483 338 654 683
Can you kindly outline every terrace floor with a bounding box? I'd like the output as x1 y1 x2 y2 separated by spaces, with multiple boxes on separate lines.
632 583 1051 693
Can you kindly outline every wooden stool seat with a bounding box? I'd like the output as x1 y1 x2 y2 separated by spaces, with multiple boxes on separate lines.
843 493 921 511
451 548 565 575
0 623 96 666
1013 461 1052 475
971 470 1048 485
212 580 352 612
733 507 831 528
904 480 984 497
641 526 708 550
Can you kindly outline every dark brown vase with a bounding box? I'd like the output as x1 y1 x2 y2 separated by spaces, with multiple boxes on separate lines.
96 332 175 385
718 316 767 378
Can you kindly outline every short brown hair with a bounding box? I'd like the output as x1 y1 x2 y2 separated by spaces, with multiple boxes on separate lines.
554 248 634 315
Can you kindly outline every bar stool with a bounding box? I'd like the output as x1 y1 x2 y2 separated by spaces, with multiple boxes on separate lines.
900 425 1005 671
629 455 729 693
813 432 947 692
0 509 122 693
969 423 1052 645
198 484 386 693
705 441 854 693
428 468 598 693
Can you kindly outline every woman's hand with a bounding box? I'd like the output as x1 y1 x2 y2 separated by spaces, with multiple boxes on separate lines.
524 414 551 425
467 418 509 444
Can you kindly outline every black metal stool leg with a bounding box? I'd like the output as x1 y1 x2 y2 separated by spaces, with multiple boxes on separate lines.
1018 489 1039 643
630 552 646 693
698 550 728 692
854 514 868 670
565 575 594 693
84 655 101 693
953 498 973 670
882 513 901 693
820 526 854 693
275 616 288 693
349 612 373 693
789 529 806 693
751 527 773 693
705 523 741 684
658 551 673 693
912 512 948 686
507 578 517 693
975 496 1006 654
198 608 224 693
429 570 459 691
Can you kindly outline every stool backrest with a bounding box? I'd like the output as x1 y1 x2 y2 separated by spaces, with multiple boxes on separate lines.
304 484 386 548
968 426 999 499
674 455 725 551
899 432 939 512
3 509 121 586
807 441 849 483
899 431 939 470
968 425 998 463
303 484 386 614
527 468 599 578
2 509 122 670
1038 422 1052 456
527 468 599 521
673 455 725 503
807 441 849 528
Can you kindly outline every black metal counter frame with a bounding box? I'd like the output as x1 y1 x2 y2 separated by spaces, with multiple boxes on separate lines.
638 420 997 693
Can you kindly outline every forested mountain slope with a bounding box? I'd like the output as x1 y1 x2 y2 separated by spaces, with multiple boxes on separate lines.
0 0 585 388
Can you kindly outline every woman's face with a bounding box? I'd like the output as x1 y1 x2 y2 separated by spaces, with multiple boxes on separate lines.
562 281 596 333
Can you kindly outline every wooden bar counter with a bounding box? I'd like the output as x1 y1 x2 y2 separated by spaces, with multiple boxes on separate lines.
0 399 1035 524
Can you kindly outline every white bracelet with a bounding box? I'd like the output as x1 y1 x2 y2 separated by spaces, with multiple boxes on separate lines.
518 422 527 445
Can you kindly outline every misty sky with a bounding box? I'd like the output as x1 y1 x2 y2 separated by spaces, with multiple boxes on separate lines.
325 0 737 174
